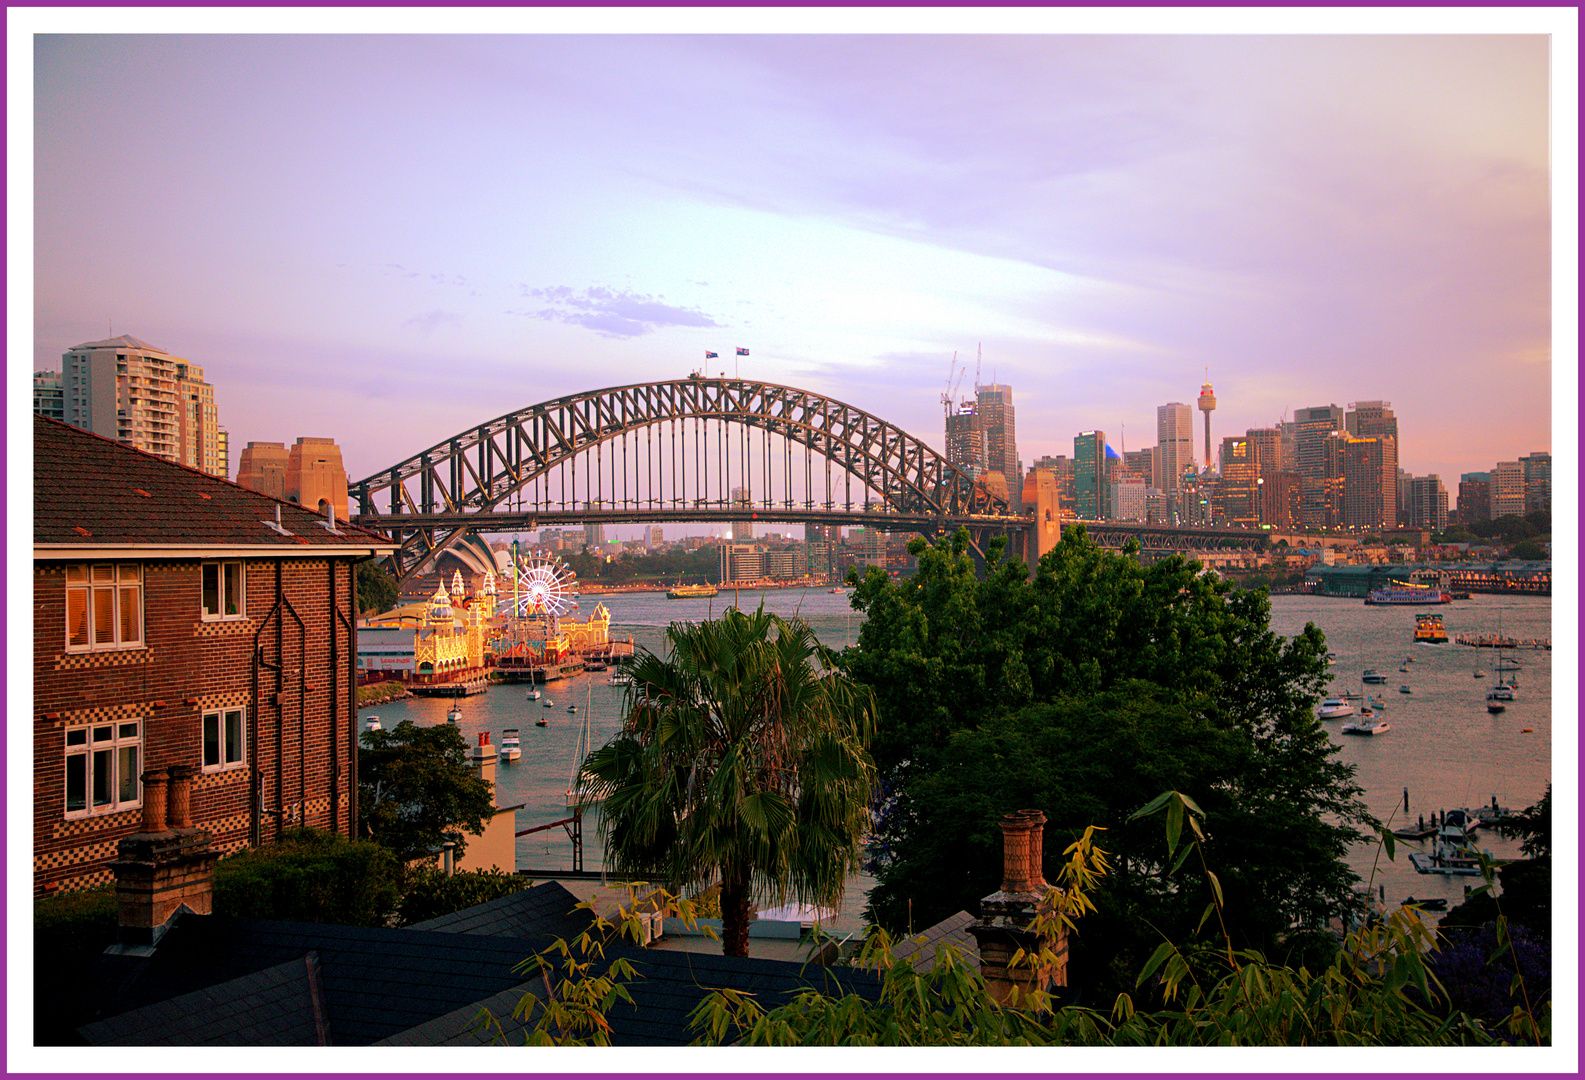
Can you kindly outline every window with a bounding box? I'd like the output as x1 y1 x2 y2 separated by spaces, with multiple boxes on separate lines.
201 561 245 619
64 721 141 817
202 708 246 771
65 563 142 652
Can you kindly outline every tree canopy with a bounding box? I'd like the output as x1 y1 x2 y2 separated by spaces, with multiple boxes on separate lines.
356 560 399 614
358 720 496 867
842 526 1369 992
584 606 876 957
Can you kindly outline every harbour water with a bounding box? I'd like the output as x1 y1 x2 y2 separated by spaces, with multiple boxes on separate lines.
361 586 1551 930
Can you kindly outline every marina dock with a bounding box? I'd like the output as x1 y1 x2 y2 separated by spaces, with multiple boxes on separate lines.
1455 634 1550 650
408 678 492 698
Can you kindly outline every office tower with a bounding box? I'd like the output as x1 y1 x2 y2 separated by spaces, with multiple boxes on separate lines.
1260 471 1304 530
583 502 606 548
1345 402 1399 521
1196 376 1216 471
236 441 290 498
1519 451 1551 514
1032 454 1075 513
61 335 225 476
1123 447 1156 485
1155 403 1193 507
805 523 838 581
1074 431 1106 520
1110 477 1147 523
976 384 1020 510
945 404 985 478
1341 436 1397 529
646 525 664 550
1458 473 1491 525
1490 461 1526 518
729 486 753 540
285 437 350 522
1244 428 1282 474
1405 475 1449 531
1294 404 1345 527
1219 437 1260 526
33 370 64 420
1278 420 1297 472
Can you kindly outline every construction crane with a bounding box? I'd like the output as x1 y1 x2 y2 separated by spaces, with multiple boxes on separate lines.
940 351 959 420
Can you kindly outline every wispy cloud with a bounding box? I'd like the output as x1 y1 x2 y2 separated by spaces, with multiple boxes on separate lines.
519 285 723 339
402 309 462 337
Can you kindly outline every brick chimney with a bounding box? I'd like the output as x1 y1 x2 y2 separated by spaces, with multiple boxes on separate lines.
968 809 1068 1005
107 764 219 950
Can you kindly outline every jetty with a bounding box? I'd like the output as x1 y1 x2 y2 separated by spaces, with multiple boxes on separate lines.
409 678 491 698
1455 633 1550 650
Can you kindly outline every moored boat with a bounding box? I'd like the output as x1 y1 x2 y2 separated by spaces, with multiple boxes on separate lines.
1317 697 1354 720
498 728 522 762
1341 717 1391 735
447 706 463 722
1362 670 1388 684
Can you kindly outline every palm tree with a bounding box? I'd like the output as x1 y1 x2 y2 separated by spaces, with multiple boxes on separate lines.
582 606 876 957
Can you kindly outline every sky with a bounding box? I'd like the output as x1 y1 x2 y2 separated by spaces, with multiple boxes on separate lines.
19 11 1574 537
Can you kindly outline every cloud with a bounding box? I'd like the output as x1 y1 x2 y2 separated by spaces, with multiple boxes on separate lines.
402 309 462 337
519 284 723 339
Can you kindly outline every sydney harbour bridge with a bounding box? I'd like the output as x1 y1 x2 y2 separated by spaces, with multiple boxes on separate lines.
349 376 1267 583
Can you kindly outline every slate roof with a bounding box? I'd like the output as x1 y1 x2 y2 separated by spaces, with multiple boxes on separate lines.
406 880 595 941
887 910 980 974
34 415 392 551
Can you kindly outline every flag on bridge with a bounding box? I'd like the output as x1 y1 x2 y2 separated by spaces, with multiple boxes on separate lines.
705 351 718 358
736 347 749 356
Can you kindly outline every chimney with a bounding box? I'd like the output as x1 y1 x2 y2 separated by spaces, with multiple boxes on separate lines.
107 764 220 951
968 809 1068 1005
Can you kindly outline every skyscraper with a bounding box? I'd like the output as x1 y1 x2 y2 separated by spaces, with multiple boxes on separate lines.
1155 403 1193 510
976 384 1020 510
1294 404 1344 527
1490 462 1526 518
1458 473 1491 524
1074 432 1106 520
945 405 985 477
1519 451 1551 514
1404 475 1449 531
1341 436 1397 530
1219 436 1260 526
61 335 225 476
1345 401 1399 523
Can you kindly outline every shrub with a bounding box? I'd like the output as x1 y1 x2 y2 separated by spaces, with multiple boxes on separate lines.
213 828 400 926
396 866 532 926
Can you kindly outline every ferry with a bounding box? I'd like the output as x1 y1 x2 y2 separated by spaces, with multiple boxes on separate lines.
667 582 719 599
1414 613 1449 645
1366 584 1452 606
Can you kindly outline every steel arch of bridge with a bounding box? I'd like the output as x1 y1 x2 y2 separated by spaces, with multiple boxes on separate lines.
350 376 1016 581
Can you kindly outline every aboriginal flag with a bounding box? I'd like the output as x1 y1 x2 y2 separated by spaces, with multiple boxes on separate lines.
705 351 718 358
736 347 750 356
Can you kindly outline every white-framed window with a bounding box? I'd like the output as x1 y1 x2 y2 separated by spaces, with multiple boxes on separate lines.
202 708 246 771
64 563 143 652
201 561 245 620
64 721 142 818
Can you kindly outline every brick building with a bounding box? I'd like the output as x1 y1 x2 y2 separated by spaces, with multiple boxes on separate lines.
33 416 394 896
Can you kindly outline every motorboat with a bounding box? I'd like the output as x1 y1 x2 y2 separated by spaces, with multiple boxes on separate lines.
584 660 608 672
543 699 555 708
1402 896 1448 911
1340 717 1391 736
1486 699 1506 714
1362 670 1389 684
1496 657 1522 672
1366 695 1387 710
526 687 541 701
447 706 463 722
498 728 522 763
535 715 549 727
1398 665 1410 673
1316 697 1354 720
567 703 579 713
608 671 633 686
1398 685 1412 695
363 716 381 733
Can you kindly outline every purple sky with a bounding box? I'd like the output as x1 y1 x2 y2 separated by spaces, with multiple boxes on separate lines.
25 20 1569 525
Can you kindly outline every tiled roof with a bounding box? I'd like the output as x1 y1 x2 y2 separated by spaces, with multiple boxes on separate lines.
886 910 979 974
71 334 161 352
34 415 392 551
407 880 595 940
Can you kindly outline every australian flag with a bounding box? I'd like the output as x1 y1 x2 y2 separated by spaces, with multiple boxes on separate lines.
736 347 750 356
705 351 718 359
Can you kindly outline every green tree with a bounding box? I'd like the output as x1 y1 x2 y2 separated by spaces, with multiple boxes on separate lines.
843 527 1368 992
1497 786 1551 860
357 559 399 614
1509 539 1547 561
358 720 496 867
584 606 876 957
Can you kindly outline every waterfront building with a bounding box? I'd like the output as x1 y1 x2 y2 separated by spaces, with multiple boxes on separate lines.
763 548 809 581
1404 474 1449 531
718 544 765 583
976 384 1021 511
1519 451 1551 514
1341 436 1398 530
1074 431 1107 520
33 370 64 420
32 415 395 895
61 335 226 477
1490 461 1526 519
1155 403 1194 508
1457 473 1492 525
1294 405 1345 527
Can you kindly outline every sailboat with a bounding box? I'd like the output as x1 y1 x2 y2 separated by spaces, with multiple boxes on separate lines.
565 681 599 809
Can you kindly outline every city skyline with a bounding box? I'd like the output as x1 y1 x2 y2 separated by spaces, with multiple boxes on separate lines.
22 15 1570 512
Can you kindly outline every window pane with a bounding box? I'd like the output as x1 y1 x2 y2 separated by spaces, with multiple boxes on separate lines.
118 746 139 803
223 564 242 616
92 725 113 742
66 565 87 583
92 587 115 645
65 754 86 812
119 722 139 739
119 585 141 644
66 589 89 647
203 563 219 615
66 729 87 746
225 710 244 764
203 714 220 767
117 564 139 582
91 565 114 583
92 749 112 806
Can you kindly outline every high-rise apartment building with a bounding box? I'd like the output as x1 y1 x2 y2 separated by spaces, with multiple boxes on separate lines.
1519 451 1551 514
1294 404 1345 527
976 384 1020 511
1341 436 1397 530
1458 473 1491 525
1155 403 1194 510
61 335 226 476
1404 475 1449 531
1490 461 1526 519
33 370 64 420
1074 431 1107 520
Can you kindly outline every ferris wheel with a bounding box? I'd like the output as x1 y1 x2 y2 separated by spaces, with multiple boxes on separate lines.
511 552 579 617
